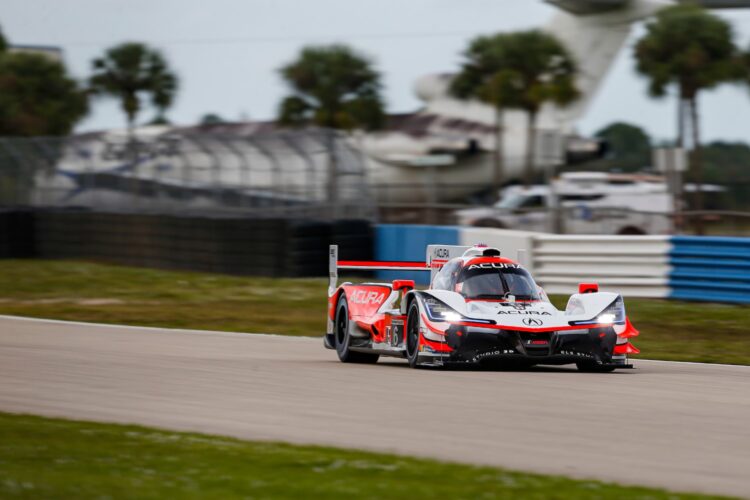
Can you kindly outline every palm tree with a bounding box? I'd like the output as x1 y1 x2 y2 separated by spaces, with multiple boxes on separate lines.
0 26 8 53
89 43 178 136
635 4 740 217
277 44 384 204
0 26 88 136
451 31 579 188
277 44 384 131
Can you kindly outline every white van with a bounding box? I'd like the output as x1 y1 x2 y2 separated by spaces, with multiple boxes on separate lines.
455 172 674 235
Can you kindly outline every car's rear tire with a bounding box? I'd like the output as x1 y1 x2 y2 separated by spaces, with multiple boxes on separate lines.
405 300 422 368
576 361 616 373
334 295 379 364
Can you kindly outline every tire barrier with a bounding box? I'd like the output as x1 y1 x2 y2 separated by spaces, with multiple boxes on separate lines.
0 208 373 278
0 209 36 258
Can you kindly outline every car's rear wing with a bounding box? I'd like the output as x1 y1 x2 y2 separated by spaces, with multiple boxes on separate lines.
328 245 428 295
328 244 478 295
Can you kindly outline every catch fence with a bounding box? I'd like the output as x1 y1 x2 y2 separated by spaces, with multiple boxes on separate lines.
0 129 375 220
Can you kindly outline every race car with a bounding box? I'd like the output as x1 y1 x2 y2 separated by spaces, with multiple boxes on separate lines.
324 243 640 371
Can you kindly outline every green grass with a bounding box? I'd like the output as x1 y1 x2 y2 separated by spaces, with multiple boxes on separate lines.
0 412 728 499
0 259 748 365
0 260 326 336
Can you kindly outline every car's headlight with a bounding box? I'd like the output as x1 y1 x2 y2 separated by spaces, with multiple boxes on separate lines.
442 311 463 322
596 313 617 324
423 297 462 322
571 296 626 326
422 297 494 324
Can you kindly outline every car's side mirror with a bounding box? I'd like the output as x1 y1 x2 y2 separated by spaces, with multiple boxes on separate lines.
392 280 415 293
578 283 599 294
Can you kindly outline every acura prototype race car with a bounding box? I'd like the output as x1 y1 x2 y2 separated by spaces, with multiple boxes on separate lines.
324 244 639 371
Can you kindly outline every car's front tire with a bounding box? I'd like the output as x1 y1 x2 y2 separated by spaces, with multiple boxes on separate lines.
334 295 379 364
405 300 422 368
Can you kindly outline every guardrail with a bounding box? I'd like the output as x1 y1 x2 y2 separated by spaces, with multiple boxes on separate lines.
375 224 750 304
533 235 671 298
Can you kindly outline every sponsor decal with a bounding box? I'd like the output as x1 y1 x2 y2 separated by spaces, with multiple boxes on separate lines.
468 263 521 270
434 248 451 259
561 350 592 358
522 318 543 326
497 310 551 316
350 290 386 305
472 349 516 362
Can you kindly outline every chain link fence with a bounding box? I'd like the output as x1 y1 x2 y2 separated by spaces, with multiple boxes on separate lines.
0 129 375 220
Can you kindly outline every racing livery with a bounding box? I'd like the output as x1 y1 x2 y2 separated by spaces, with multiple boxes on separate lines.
325 244 639 371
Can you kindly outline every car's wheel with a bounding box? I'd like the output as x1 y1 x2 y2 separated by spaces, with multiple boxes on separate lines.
334 295 379 364
576 361 616 373
405 300 422 368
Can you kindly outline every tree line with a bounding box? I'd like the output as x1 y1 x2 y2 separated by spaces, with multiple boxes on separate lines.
0 31 177 138
1 3 750 208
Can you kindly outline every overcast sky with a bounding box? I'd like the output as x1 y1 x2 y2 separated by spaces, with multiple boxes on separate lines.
2 0 750 142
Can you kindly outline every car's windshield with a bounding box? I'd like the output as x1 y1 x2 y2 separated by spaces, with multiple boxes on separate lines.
458 263 540 301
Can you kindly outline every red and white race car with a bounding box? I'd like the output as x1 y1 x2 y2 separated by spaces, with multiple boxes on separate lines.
324 244 639 371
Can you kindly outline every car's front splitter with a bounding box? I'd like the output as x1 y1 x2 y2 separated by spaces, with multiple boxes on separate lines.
418 325 626 368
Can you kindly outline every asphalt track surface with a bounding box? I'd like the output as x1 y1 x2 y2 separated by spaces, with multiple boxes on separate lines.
1 316 749 497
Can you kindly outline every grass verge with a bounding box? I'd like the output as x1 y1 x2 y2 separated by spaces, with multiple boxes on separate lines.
0 412 727 499
0 259 748 365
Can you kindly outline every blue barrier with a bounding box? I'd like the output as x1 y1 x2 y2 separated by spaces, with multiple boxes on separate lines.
375 224 459 284
669 236 750 304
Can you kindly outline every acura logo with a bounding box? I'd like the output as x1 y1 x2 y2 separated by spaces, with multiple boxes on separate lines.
522 318 543 326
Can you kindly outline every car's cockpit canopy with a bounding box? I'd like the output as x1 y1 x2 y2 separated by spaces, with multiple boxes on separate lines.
432 257 540 301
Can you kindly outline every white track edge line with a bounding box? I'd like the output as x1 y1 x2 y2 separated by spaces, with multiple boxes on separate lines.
0 315 319 342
